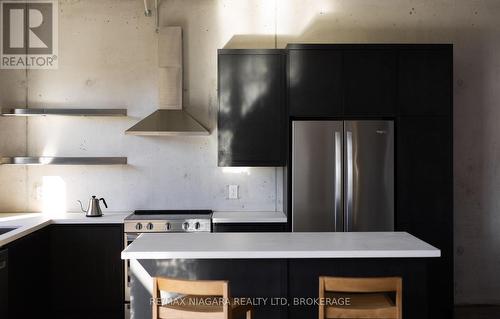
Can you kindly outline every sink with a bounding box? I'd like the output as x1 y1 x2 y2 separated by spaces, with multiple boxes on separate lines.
0 227 18 235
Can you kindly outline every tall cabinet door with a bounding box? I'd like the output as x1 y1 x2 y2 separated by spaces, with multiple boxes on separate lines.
396 117 453 319
344 121 394 231
292 121 343 232
218 50 286 167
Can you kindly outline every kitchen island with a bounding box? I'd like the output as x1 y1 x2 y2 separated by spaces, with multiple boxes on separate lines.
122 232 440 319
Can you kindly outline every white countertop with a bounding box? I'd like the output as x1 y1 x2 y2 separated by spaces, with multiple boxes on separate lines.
47 212 130 224
0 210 289 247
212 211 287 223
121 232 441 260
0 212 130 247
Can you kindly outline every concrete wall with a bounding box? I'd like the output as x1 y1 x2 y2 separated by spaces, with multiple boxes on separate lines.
0 0 283 213
0 0 499 305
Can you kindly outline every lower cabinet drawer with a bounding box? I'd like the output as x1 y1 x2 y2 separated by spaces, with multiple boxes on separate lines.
213 223 288 233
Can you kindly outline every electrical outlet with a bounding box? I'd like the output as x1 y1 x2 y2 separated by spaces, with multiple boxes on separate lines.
228 184 239 199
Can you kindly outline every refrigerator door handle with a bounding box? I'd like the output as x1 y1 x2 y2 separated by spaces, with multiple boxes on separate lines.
346 131 354 232
334 131 342 231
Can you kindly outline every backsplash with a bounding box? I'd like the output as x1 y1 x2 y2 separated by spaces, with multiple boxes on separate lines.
0 0 283 212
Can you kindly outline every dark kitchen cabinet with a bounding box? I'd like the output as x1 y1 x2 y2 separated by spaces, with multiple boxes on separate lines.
343 49 397 116
0 249 7 319
287 45 396 117
218 49 286 166
285 43 453 319
288 49 343 117
396 117 452 225
396 117 453 319
5 224 124 319
213 222 288 233
398 47 453 117
6 228 50 319
49 224 124 319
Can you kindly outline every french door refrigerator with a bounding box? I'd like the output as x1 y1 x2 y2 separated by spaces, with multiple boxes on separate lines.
292 120 394 232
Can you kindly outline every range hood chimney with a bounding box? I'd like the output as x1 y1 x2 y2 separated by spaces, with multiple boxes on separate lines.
126 27 209 136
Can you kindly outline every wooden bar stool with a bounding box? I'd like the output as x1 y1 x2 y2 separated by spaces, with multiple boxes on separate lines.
152 277 253 319
319 276 402 319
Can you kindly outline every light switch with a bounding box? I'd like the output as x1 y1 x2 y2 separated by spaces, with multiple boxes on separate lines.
228 185 239 199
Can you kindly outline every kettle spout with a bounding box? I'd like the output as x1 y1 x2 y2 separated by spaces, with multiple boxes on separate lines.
77 200 87 213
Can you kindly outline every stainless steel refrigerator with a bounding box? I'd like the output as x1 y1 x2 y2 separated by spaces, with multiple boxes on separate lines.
292 120 394 232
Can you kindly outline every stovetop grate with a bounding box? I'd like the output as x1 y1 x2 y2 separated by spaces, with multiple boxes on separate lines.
132 210 212 216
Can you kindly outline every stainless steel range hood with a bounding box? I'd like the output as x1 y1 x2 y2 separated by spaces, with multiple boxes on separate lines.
126 26 209 136
125 110 208 136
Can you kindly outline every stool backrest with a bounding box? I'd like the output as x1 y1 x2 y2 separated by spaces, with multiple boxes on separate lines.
156 277 229 296
153 277 230 319
319 276 402 319
321 276 402 293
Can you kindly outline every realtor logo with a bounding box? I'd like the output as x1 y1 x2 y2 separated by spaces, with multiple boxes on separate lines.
1 0 58 69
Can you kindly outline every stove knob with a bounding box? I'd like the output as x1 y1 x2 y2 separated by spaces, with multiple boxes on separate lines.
182 222 190 231
135 223 143 231
195 222 201 230
146 223 154 231
165 222 171 231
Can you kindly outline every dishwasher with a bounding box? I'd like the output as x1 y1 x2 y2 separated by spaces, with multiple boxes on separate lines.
0 249 7 318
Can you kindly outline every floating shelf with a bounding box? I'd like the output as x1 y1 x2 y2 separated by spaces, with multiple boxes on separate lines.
0 157 127 165
0 108 127 117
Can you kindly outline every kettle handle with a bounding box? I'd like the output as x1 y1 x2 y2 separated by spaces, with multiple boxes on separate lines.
99 198 108 209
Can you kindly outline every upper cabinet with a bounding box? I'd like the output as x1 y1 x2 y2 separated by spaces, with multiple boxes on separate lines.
288 44 451 118
343 49 397 116
398 46 453 117
218 50 286 167
288 45 397 117
217 45 452 166
288 49 342 117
